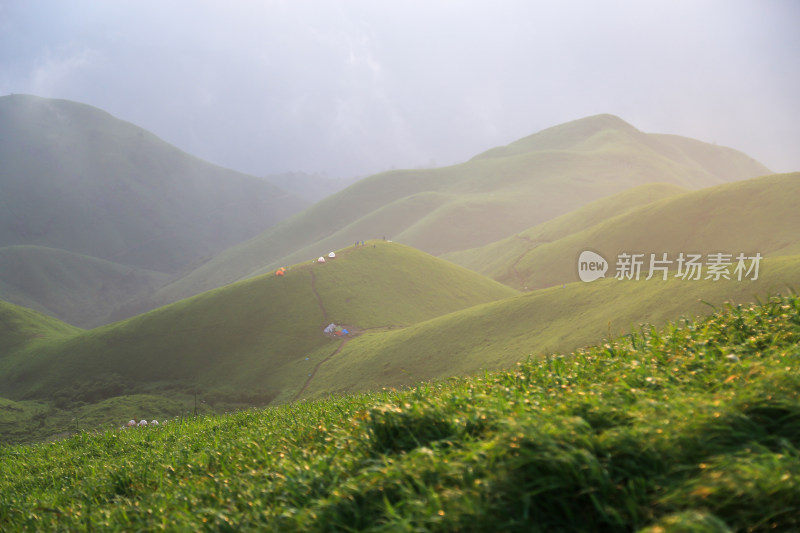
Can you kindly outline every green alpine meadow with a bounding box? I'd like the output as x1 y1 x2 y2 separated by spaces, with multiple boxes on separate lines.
445 172 800 291
133 113 770 315
1 90 798 531
1 294 798 531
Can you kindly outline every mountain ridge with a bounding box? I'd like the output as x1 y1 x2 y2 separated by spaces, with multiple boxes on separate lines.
0 94 311 325
448 172 799 291
131 113 770 315
0 94 308 273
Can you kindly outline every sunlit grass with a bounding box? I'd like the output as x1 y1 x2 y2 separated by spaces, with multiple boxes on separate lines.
450 172 800 291
0 241 515 443
301 254 800 401
2 294 798 531
156 115 768 307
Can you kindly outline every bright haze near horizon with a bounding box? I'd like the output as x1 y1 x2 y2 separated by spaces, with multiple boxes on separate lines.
1 0 798 179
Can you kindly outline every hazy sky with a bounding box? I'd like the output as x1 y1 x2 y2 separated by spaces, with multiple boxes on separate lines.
2 0 798 178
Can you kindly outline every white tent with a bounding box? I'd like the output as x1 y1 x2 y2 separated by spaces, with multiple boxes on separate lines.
328 251 336 258
317 256 326 263
323 323 336 334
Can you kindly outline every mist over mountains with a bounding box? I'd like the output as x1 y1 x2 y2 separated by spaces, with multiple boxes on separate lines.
0 94 309 325
0 95 307 271
129 112 770 317
0 95 775 326
2 4 798 526
1 94 796 447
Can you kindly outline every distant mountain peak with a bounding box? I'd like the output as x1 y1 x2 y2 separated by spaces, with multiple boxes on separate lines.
0 95 309 273
472 113 641 160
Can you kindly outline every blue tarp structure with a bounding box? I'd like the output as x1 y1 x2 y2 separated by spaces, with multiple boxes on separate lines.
324 324 350 336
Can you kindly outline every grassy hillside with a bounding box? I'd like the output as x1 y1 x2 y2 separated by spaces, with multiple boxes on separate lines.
0 396 56 444
443 182 688 283
0 298 82 354
299 254 800 401
0 242 517 410
0 392 209 447
473 115 768 183
0 94 307 274
450 172 800 290
1 294 797 531
137 114 770 312
0 301 84 443
0 245 170 328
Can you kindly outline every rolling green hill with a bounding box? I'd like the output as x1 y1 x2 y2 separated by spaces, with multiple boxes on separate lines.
1 295 798 530
443 182 688 283
299 254 800 401
0 299 81 442
0 298 82 355
0 245 170 328
135 114 770 313
449 172 800 290
0 242 517 408
0 94 307 273
4 245 798 445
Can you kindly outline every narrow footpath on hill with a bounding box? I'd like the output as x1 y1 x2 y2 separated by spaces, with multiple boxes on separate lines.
297 261 405 401
293 339 348 401
295 268 349 401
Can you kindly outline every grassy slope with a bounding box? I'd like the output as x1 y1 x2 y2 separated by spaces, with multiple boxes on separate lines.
139 114 770 312
300 255 800 401
0 245 170 328
0 298 82 355
471 115 768 185
451 172 800 290
0 94 307 274
443 182 688 283
0 300 83 443
0 394 199 447
0 242 517 406
0 397 52 443
1 294 797 531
